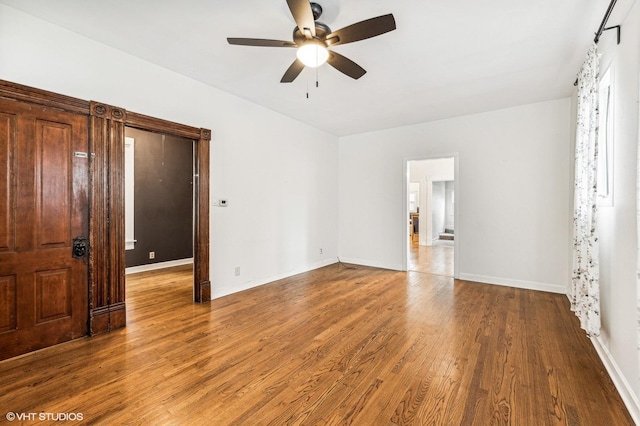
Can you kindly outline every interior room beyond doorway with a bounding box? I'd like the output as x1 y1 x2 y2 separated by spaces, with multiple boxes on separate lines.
124 127 195 286
407 157 455 276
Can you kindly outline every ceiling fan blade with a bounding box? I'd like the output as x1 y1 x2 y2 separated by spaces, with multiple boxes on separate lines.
326 51 366 80
227 38 297 47
286 0 316 38
325 14 396 46
281 59 305 83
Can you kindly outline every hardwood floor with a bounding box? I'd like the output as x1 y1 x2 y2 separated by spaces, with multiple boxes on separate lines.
409 239 454 276
0 264 633 425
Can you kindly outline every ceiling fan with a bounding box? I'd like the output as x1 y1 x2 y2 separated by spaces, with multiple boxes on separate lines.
227 0 396 83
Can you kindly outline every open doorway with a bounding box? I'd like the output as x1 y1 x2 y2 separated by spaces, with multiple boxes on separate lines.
405 156 458 277
124 127 195 297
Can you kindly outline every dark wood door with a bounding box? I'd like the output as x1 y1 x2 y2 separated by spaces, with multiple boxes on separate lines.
0 99 89 360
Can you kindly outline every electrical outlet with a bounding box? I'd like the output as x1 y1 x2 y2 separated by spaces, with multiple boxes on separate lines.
149 251 155 259
320 248 323 254
234 266 240 276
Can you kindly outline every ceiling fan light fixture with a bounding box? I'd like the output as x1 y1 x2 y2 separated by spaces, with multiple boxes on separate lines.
227 1 396 83
296 41 329 68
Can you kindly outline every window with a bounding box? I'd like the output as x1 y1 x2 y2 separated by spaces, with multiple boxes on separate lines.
597 66 614 206
125 136 135 250
409 182 420 213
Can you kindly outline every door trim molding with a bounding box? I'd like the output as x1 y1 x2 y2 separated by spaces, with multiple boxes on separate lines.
124 111 211 304
0 80 90 114
403 154 459 278
89 101 127 333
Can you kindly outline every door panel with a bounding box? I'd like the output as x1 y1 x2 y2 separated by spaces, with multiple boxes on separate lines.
0 99 89 360
0 112 15 253
37 120 72 248
0 275 17 333
35 268 72 323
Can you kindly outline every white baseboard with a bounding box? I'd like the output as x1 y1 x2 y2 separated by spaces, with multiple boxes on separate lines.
457 273 567 294
211 258 339 300
126 258 193 275
591 336 640 425
335 257 403 272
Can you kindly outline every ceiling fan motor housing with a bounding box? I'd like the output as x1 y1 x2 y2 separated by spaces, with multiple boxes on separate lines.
310 2 323 20
293 21 331 45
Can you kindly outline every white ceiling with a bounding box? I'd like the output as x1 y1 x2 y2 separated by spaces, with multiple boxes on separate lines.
0 0 622 136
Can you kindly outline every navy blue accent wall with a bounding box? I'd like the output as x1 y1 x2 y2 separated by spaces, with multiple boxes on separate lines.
125 127 193 267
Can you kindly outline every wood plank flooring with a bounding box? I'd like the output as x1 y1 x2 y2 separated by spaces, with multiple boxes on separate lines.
0 264 633 425
408 239 454 276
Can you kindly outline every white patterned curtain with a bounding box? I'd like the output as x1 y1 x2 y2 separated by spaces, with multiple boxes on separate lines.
571 43 600 337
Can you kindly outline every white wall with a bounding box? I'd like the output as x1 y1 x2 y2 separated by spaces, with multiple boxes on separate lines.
445 181 455 229
431 182 446 239
339 98 571 293
0 5 340 298
583 0 640 419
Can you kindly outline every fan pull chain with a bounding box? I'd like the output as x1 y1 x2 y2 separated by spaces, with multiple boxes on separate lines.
305 66 320 99
316 47 320 88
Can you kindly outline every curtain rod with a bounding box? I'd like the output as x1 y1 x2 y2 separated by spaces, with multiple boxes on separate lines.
573 0 620 86
594 0 618 44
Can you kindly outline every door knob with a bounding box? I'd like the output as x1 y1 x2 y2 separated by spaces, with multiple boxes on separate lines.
72 237 88 258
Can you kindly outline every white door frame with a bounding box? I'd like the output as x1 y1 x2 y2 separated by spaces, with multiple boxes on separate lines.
402 154 460 278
